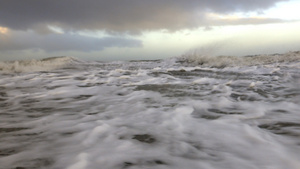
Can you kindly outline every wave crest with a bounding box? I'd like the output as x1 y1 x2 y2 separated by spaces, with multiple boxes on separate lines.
178 51 300 68
0 56 79 73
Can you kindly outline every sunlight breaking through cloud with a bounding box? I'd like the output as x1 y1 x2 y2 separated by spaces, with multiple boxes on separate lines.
0 26 8 34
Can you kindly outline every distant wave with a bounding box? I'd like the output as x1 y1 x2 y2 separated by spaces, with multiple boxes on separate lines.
0 56 79 73
178 51 300 68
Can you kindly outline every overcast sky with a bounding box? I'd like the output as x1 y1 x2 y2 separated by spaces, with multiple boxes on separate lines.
0 0 300 61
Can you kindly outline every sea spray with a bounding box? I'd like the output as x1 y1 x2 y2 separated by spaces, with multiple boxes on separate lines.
178 51 300 68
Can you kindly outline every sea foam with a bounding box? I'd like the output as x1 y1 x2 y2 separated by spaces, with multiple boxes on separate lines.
0 51 299 169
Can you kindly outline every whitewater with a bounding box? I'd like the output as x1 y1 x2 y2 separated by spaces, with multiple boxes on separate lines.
0 51 300 169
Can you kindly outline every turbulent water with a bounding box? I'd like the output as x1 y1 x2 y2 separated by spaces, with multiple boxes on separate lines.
0 52 300 169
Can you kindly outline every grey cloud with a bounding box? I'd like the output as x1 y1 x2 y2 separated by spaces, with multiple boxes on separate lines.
0 0 288 32
0 31 142 52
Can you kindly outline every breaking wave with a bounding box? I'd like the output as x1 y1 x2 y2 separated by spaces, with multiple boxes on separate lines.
178 51 300 68
0 56 79 73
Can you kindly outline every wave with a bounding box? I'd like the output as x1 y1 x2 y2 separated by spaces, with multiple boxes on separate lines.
0 56 79 73
178 51 300 68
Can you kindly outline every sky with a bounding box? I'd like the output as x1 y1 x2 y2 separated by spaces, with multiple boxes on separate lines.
0 0 300 61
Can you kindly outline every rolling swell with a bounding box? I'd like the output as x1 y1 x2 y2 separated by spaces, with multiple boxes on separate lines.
0 56 80 73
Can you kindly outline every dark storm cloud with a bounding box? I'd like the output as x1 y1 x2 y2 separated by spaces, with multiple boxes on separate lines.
0 31 142 52
0 0 288 32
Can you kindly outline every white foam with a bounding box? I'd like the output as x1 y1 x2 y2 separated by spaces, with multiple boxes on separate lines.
0 54 299 169
193 77 218 85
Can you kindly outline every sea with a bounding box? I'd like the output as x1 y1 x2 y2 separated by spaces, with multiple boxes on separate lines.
0 51 300 169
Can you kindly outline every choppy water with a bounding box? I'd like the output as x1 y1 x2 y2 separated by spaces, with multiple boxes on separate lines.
0 52 300 169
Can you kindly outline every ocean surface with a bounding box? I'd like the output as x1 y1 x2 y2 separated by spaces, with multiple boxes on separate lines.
0 52 300 169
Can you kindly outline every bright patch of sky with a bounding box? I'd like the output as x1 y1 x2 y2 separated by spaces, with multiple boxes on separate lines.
133 0 300 59
204 0 300 21
98 21 300 60
261 0 300 20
